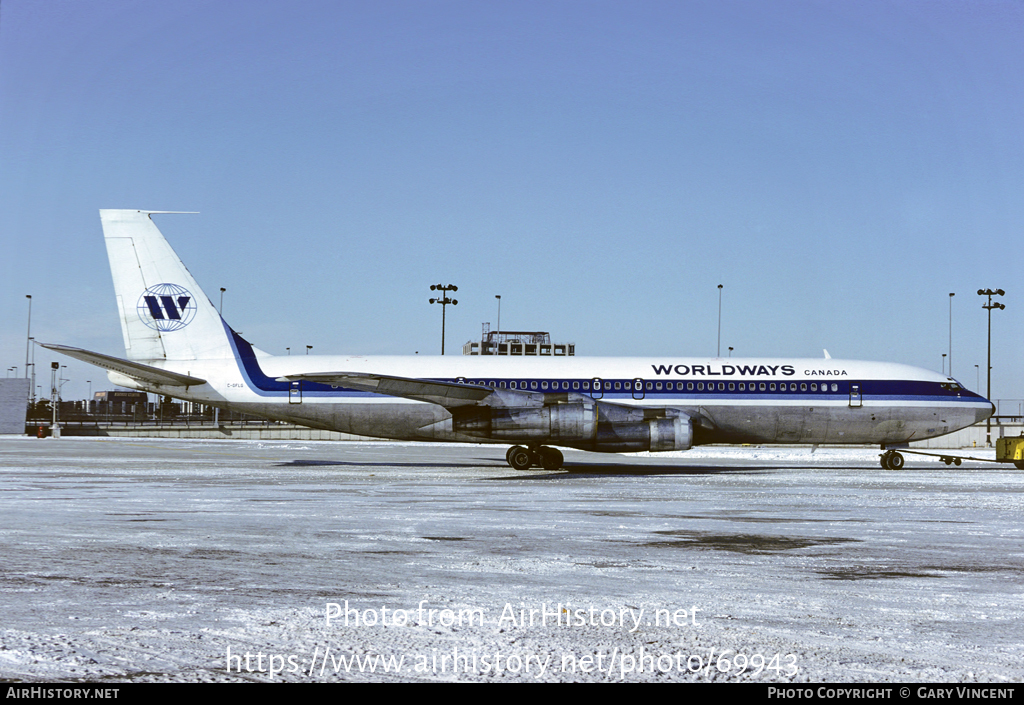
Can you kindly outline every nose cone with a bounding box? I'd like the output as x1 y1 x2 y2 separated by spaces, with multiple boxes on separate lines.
976 400 996 424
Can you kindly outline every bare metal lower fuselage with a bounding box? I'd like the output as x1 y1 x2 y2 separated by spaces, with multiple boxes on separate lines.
152 364 992 452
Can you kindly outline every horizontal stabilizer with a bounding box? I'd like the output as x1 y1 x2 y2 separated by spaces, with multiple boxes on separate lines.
40 343 207 387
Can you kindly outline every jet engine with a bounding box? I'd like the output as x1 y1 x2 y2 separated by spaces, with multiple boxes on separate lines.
450 401 693 452
453 402 597 443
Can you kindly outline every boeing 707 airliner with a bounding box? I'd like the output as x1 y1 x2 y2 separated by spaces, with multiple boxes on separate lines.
43 210 994 471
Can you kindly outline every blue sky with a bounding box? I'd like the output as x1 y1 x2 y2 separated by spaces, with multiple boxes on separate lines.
2 1 1022 406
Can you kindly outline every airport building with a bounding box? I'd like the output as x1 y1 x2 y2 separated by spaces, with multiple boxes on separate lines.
0 379 30 434
462 323 575 356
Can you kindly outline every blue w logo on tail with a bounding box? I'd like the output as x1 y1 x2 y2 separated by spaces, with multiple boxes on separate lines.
137 283 197 331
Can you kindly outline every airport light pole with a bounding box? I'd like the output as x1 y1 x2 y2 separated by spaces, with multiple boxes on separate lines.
717 284 723 357
942 354 946 375
948 292 954 377
25 295 32 403
429 284 458 355
28 337 36 404
495 295 501 333
24 296 31 378
220 288 226 315
59 366 69 413
49 362 60 439
978 288 1005 446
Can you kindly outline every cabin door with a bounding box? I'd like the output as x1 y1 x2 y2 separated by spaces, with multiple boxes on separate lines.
848 382 863 408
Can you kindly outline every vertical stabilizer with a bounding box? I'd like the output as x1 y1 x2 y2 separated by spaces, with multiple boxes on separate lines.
101 210 232 362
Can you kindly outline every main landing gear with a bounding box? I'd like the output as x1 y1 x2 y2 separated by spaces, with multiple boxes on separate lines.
879 451 905 470
506 445 564 471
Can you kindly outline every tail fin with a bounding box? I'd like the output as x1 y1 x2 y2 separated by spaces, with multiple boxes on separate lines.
101 210 232 363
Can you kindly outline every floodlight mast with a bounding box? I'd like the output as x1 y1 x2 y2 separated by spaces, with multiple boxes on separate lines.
429 284 459 355
977 288 1005 446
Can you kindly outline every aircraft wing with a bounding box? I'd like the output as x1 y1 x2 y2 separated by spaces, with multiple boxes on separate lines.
274 371 695 421
39 343 207 387
276 371 547 409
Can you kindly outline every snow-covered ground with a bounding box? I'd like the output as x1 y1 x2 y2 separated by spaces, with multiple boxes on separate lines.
0 437 1020 682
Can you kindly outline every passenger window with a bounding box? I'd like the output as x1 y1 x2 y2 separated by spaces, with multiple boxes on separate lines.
530 381 537 390
831 383 838 392
697 382 704 391
573 381 579 390
541 381 548 390
759 383 766 391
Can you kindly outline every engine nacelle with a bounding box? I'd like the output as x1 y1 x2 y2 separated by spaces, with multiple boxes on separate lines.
593 415 693 452
453 402 597 442
450 401 692 452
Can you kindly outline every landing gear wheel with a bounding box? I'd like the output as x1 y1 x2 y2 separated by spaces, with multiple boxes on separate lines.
508 447 533 471
507 445 526 464
953 458 962 466
888 452 905 470
880 454 891 469
537 447 564 471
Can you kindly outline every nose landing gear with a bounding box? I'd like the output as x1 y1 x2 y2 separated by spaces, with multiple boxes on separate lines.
506 445 564 471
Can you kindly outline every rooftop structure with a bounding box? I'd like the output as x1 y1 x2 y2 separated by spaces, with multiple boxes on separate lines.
463 323 575 356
